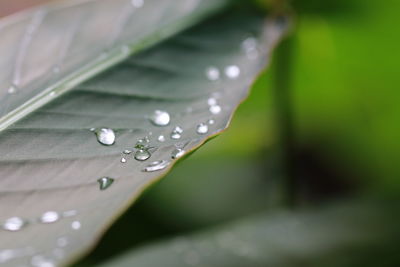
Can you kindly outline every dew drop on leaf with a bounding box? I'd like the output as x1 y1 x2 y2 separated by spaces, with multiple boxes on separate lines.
150 110 170 126
205 66 220 81
157 135 166 142
171 148 185 159
2 217 25 232
94 128 115 146
40 211 59 224
123 149 132 154
71 221 81 230
97 177 114 191
7 85 17 94
207 97 217 106
171 126 183 140
134 149 151 161
209 105 221 115
196 123 208 135
120 157 127 163
224 65 240 79
208 119 215 125
142 160 170 172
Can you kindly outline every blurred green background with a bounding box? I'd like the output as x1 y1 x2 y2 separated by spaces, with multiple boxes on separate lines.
73 0 400 265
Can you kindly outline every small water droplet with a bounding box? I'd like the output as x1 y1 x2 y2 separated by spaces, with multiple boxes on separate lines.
208 119 215 125
94 128 115 146
207 98 217 106
209 105 221 114
123 149 132 154
171 148 185 159
89 127 95 132
121 157 127 163
131 0 144 8
142 160 170 172
2 217 25 231
40 211 59 224
205 66 220 81
135 137 150 149
150 110 170 126
241 37 258 54
134 149 151 161
157 135 166 142
196 123 208 135
7 85 17 94
171 126 183 140
98 177 114 190
71 221 81 230
225 65 240 79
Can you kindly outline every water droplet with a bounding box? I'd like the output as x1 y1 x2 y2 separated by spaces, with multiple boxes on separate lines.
171 148 185 159
205 66 220 81
135 136 150 150
2 217 25 231
131 0 144 8
89 127 96 132
134 149 151 161
241 37 257 52
157 135 166 142
98 177 114 190
121 157 127 163
123 149 132 154
196 123 208 135
224 65 240 79
71 221 81 230
40 211 59 224
207 97 217 106
209 105 221 114
142 160 170 172
150 110 170 126
208 119 215 125
95 128 115 146
171 126 183 140
7 85 17 94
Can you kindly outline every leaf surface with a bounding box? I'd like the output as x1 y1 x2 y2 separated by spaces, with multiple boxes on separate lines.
0 6 286 267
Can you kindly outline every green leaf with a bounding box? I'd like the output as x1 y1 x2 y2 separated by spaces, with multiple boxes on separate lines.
0 5 287 267
99 199 400 267
0 0 229 131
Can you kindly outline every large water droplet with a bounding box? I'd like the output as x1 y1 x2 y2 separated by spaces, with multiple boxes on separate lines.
224 65 240 79
134 149 151 161
196 123 208 135
209 105 221 115
98 177 114 190
171 148 185 159
95 128 115 146
143 160 170 172
40 211 59 224
158 135 166 142
171 126 183 140
150 110 170 126
205 66 220 81
2 217 25 231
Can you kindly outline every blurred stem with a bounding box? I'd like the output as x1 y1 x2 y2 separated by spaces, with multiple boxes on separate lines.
273 29 296 207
